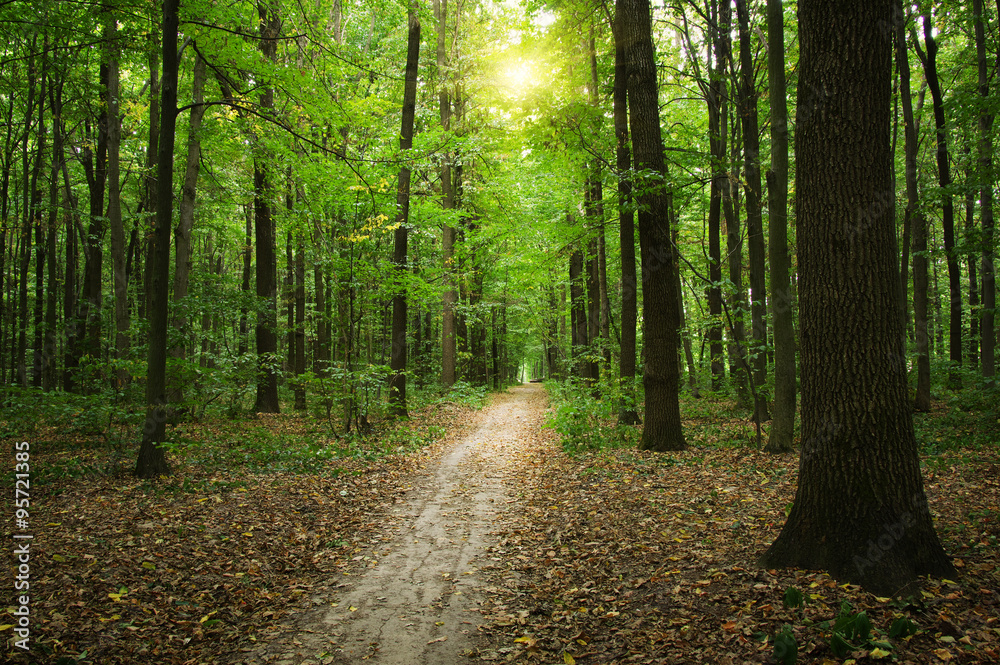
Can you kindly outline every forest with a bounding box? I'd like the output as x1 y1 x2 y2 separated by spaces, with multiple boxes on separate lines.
1 0 999 663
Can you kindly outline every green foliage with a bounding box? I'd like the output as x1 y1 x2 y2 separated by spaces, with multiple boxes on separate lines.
544 378 641 455
775 592 918 661
771 624 798 665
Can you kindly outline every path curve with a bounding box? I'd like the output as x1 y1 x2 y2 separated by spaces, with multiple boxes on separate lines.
241 383 547 664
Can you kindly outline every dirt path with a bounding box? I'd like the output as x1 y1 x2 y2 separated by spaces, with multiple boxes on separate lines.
240 383 547 665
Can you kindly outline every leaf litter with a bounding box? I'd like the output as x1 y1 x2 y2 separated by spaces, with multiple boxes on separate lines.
3 388 998 665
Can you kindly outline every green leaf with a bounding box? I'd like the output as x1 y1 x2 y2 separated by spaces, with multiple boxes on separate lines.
889 616 918 638
773 626 798 665
829 632 854 658
782 586 804 609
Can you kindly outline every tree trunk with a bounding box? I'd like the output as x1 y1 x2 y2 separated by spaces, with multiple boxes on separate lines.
389 7 420 416
104 17 130 390
253 0 281 413
619 0 686 451
612 10 641 425
765 0 795 453
760 0 954 595
974 0 995 382
135 0 179 479
918 12 962 388
170 49 208 396
570 245 588 379
736 0 769 423
436 0 458 389
895 4 931 411
707 0 725 393
81 61 109 373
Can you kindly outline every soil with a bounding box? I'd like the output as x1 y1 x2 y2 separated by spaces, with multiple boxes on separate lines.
237 383 549 664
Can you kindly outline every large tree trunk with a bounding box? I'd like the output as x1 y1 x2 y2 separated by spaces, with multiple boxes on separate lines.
135 0 179 479
735 0 769 423
389 7 420 416
759 0 954 595
619 0 686 451
612 11 641 425
918 12 963 388
253 0 281 413
974 0 995 382
764 0 795 453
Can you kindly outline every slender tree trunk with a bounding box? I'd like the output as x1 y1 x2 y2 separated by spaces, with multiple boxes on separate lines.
760 0 953 595
974 0 995 382
106 16 130 390
619 0 686 451
765 0 795 452
895 4 931 410
736 0 769 422
918 13 962 388
389 7 420 415
707 0 726 393
612 11 641 425
570 246 588 379
135 0 179 478
81 62 109 374
170 49 207 396
436 0 458 389
44 80 63 392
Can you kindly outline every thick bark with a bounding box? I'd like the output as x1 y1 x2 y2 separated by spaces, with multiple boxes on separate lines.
612 12 640 425
974 0 995 382
135 0 179 479
759 0 954 595
389 8 420 416
765 0 795 453
735 0 769 423
918 13 962 387
619 0 686 451
253 0 281 413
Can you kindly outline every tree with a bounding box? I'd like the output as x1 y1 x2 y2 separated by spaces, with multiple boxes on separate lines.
915 5 962 388
894 0 931 411
735 0 769 423
760 0 954 595
135 0 179 479
973 0 995 383
617 0 685 452
253 0 281 413
612 7 640 425
764 0 795 453
389 6 421 416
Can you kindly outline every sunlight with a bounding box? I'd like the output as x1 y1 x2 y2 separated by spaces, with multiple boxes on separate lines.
504 61 535 91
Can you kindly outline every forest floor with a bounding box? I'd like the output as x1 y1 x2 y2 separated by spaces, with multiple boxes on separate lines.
2 383 999 665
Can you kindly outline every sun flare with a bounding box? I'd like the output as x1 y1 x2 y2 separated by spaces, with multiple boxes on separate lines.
503 61 535 92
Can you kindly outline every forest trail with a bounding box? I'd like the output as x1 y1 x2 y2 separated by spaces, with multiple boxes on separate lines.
241 383 548 665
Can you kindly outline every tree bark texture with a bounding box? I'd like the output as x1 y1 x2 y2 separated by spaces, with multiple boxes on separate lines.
135 0 179 478
765 0 795 453
253 0 281 413
760 0 954 595
612 10 641 425
618 0 685 451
